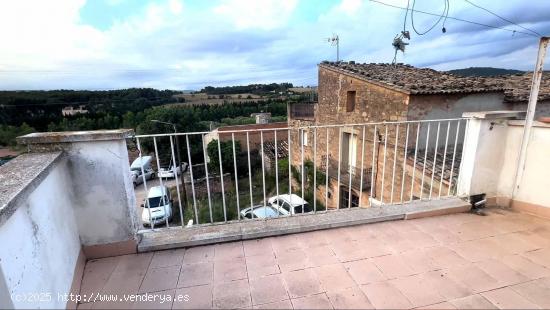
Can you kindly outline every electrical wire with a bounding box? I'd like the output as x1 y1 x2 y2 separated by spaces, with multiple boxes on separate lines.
410 0 448 35
463 0 542 37
403 0 410 32
368 0 539 37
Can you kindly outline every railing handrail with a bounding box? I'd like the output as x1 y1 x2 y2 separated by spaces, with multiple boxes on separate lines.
132 117 470 138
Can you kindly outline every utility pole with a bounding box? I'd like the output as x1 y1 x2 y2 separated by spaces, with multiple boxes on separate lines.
512 36 549 198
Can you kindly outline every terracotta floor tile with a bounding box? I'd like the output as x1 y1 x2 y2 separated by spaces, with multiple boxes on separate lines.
405 230 440 249
326 286 373 309
511 279 550 309
453 221 500 241
344 259 386 285
243 238 273 257
183 245 215 264
423 270 472 300
139 265 181 293
178 262 213 288
523 248 550 268
371 254 415 279
150 249 185 269
481 287 540 309
390 274 445 308
246 253 280 279
475 259 529 287
213 279 251 309
360 281 413 309
424 246 469 269
449 294 497 309
443 265 501 293
360 238 393 258
296 230 331 248
490 233 540 254
331 240 371 262
470 238 511 259
113 253 153 276
101 271 144 295
305 245 339 267
315 264 356 292
253 299 293 309
91 299 134 309
249 274 289 305
447 241 491 263
282 269 323 298
132 289 174 309
277 249 313 272
214 241 244 261
417 301 456 309
213 257 247 283
501 254 550 280
173 285 212 309
80 256 121 296
271 235 301 255
401 249 439 274
428 227 463 244
513 231 548 250
291 293 333 309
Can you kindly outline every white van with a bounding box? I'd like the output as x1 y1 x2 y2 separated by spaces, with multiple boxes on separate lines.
141 186 173 226
130 156 155 187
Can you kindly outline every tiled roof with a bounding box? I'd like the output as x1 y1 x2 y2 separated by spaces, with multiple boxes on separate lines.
486 72 550 103
407 146 462 187
320 61 505 95
263 140 288 160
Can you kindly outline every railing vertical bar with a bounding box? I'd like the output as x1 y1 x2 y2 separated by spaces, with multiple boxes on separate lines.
439 121 451 198
185 135 198 224
217 138 227 222
261 131 267 209
274 130 280 215
247 132 253 209
313 127 317 213
231 133 240 220
359 125 366 207
410 123 420 202
325 127 329 209
136 137 154 230
288 129 293 216
370 125 377 207
337 127 343 209
202 134 213 223
348 126 354 209
456 119 470 196
420 123 431 199
168 136 184 227
380 125 388 204
429 122 441 200
300 129 305 213
400 123 410 204
447 120 461 196
390 124 399 204
152 137 170 228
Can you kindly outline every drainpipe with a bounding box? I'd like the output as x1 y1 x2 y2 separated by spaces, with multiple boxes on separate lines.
512 37 549 199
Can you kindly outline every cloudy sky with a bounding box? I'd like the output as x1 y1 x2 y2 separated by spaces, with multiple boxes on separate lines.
0 0 548 90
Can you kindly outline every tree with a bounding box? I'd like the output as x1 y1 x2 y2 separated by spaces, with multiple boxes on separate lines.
207 139 241 175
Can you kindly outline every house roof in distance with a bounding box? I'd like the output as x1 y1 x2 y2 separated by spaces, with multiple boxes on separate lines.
487 72 550 103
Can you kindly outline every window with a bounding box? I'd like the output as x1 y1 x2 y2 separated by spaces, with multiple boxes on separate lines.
281 202 292 212
346 91 356 112
301 130 308 146
340 188 359 208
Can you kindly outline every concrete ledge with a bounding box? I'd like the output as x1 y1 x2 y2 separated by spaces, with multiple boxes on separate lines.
67 249 86 309
462 110 526 120
83 239 138 259
0 151 64 226
138 197 470 252
511 200 550 219
17 129 134 145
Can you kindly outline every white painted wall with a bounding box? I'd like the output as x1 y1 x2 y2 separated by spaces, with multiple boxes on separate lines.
458 117 550 208
66 140 139 246
0 160 81 309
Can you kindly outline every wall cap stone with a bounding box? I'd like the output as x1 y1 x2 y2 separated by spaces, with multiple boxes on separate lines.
462 110 526 120
17 129 134 145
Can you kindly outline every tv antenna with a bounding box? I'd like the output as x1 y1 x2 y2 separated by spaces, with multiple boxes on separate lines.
326 34 340 62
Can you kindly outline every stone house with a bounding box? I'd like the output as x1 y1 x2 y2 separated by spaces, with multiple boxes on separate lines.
288 61 548 209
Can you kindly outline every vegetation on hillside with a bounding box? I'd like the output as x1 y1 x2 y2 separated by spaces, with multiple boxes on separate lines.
200 83 293 95
447 67 524 77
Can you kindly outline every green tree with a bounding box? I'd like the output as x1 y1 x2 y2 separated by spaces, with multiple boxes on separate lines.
206 139 241 175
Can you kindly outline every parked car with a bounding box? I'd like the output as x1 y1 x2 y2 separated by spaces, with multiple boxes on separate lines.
141 186 173 226
157 161 188 179
268 194 312 215
130 156 155 187
240 205 286 219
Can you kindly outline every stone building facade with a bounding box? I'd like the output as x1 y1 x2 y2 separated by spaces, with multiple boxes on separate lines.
288 61 523 209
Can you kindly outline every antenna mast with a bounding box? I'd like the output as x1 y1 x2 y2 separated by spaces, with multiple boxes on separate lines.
327 34 340 62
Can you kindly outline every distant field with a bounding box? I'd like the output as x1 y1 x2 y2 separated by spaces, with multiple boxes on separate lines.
168 92 271 107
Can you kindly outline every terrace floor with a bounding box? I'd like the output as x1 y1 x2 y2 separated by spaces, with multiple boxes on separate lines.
78 207 550 309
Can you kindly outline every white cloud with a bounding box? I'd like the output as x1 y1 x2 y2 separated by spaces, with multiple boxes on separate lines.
213 0 298 30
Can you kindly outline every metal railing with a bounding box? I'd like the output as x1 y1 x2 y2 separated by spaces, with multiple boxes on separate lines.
130 118 469 230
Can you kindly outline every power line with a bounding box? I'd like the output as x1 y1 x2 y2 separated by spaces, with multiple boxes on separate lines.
369 0 539 37
410 0 448 35
463 0 542 37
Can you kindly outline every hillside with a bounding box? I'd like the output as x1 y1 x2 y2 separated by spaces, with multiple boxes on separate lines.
447 67 524 77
